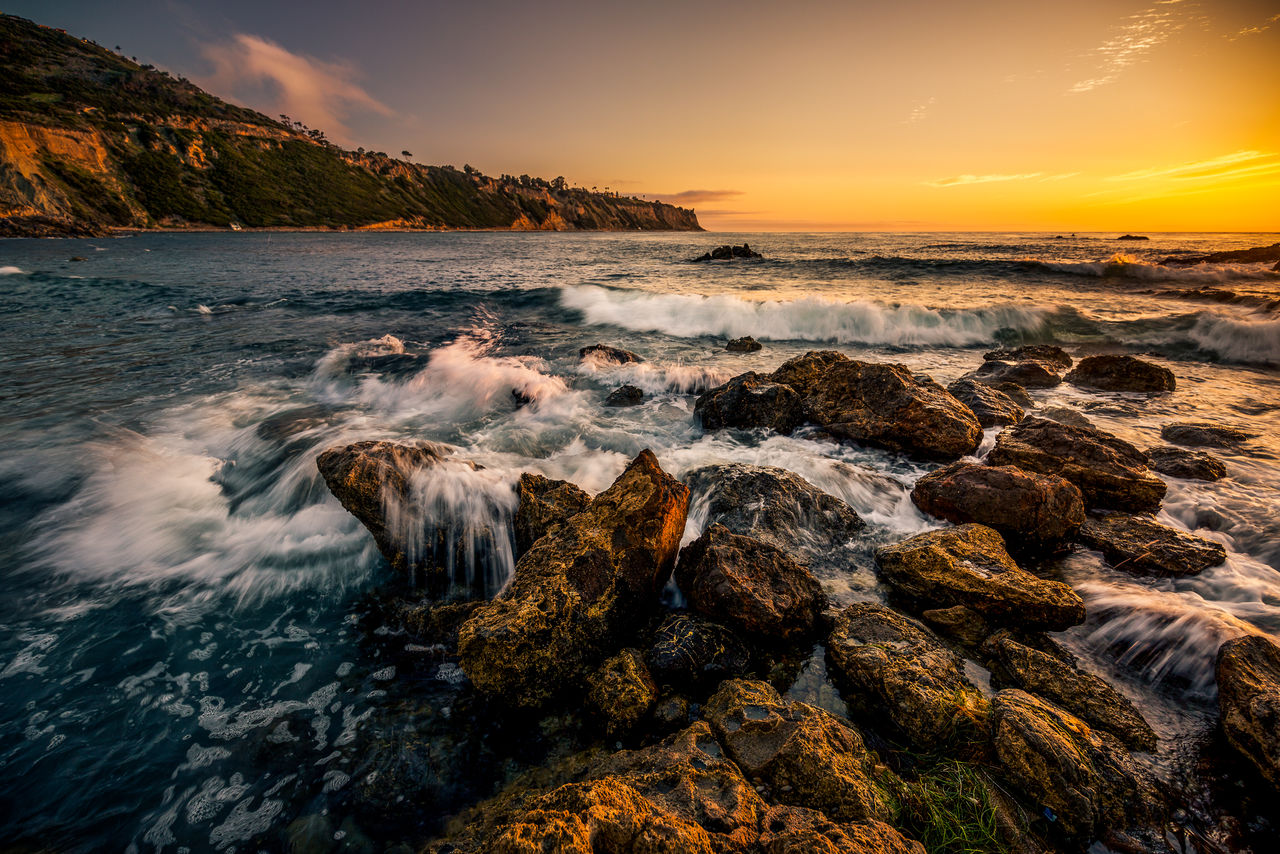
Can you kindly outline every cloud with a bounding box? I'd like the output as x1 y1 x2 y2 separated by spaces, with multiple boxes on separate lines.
201 34 391 142
1106 150 1278 182
905 97 936 124
923 173 1043 187
1068 3 1190 93
1230 12 1280 39
637 189 744 206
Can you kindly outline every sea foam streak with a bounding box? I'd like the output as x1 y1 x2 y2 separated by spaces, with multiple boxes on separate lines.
1037 254 1280 283
561 285 1047 346
0 265 25 275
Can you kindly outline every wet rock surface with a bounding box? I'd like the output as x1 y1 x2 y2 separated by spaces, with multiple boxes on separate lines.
756 806 925 854
911 462 1085 547
646 612 750 690
1216 634 1280 788
1038 405 1093 429
579 343 643 364
987 417 1166 511
726 335 762 352
945 377 1024 427
605 384 645 407
586 648 658 736
694 372 806 434
973 359 1064 388
983 345 1073 370
1144 446 1227 481
1065 354 1176 393
690 243 764 262
513 473 590 558
1160 421 1256 449
1077 513 1226 576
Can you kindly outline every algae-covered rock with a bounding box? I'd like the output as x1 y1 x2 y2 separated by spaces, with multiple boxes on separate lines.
1216 634 1280 788
1077 514 1226 576
458 450 689 708
513 472 590 557
1065 355 1175 393
757 806 925 854
586 648 659 737
875 524 1085 632
646 612 750 689
911 462 1084 547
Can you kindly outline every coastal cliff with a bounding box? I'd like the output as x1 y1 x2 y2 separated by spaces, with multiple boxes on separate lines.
0 15 701 236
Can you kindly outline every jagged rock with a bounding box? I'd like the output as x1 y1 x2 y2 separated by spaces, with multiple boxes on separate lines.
726 336 762 352
704 679 894 823
579 343 643 364
586 649 658 736
690 243 764 262
1038 406 1093 429
911 462 1085 547
986 417 1166 511
983 631 1156 751
826 603 990 747
513 473 591 558
983 345 1073 370
652 695 690 730
945 377 1024 427
1161 242 1280 266
683 463 864 569
990 689 1162 838
1216 634 1280 787
920 605 991 647
676 525 826 641
511 388 534 409
400 599 484 647
973 359 1063 388
1144 446 1227 481
876 524 1085 631
756 806 925 854
1160 421 1255 449
458 450 689 708
605 384 645 407
1065 355 1176 393
1117 234 1149 241
992 381 1035 408
646 612 751 689
767 350 848 394
1077 514 1226 576
694 372 805 434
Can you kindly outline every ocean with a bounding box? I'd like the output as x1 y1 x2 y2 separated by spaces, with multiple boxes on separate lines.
1 231 1278 851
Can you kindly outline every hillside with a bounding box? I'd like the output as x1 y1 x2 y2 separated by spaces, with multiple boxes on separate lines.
0 14 701 236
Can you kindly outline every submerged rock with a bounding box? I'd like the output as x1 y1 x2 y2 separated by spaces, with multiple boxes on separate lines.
513 473 590 558
586 648 658 736
726 335 763 352
605 384 645 407
579 343 643 364
1160 421 1255 449
676 525 826 642
910 462 1085 547
876 524 1085 631
1216 634 1280 788
986 417 1166 511
646 612 750 689
1077 513 1226 576
973 359 1063 388
1065 355 1175 393
458 450 689 708
694 371 805 434
945 377 1024 427
690 243 764 262
983 345 1073 370
1144 446 1227 481
826 603 989 748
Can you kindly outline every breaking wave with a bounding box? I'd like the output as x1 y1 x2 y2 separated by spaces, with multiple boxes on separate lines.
1185 313 1280 366
1035 254 1280 283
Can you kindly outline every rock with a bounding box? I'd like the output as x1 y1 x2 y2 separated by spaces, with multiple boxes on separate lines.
704 679 894 823
726 336 762 352
757 806 925 854
651 695 690 730
1038 406 1093 429
1161 242 1280 266
458 450 689 708
690 243 764 262
682 463 864 568
983 345 1073 371
1144 446 1227 481
973 359 1063 388
646 612 750 689
876 524 1085 631
911 462 1085 547
1117 234 1149 240
990 689 1161 838
1065 355 1176 393
945 377 1024 427
513 473 591 558
400 599 484 647
694 372 805 434
511 388 534 409
1077 513 1226 576
767 350 850 395
586 649 658 736
1216 634 1280 787
987 417 1166 511
605 384 645 407
919 605 992 648
676 525 826 641
983 631 1156 751
579 343 643 364
256 404 335 442
1160 421 1255 449
826 603 990 747
992 381 1035 408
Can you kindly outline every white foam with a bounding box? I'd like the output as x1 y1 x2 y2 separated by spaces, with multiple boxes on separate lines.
1186 312 1280 365
576 358 733 395
0 265 25 274
1040 254 1280 283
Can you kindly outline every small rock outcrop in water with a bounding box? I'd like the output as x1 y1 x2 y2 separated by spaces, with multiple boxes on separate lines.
1216 634 1280 788
983 345 1073 370
987 417 1166 511
513 473 590 558
1144 446 1227 481
579 343 643 364
972 358 1063 388
694 372 806 434
676 525 826 642
875 524 1085 631
457 450 689 707
1161 242 1280 266
725 335 762 352
1160 421 1256 449
690 243 764 262
646 612 750 689
1064 355 1176 393
911 462 1085 547
604 384 645 407
1077 513 1226 576
1116 234 1149 240
945 377 1024 427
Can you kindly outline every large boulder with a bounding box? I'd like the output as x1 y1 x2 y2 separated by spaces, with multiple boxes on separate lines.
694 372 805 434
767 349 850 395
1144 446 1227 481
875 524 1085 631
458 450 690 707
1077 514 1226 576
1160 421 1255 449
983 345 1073 370
513 473 590 558
646 612 750 689
1065 355 1175 393
586 648 659 737
910 462 1085 547
704 679 894 823
986 417 1166 511
945 377 1024 428
826 603 990 747
757 806 924 854
990 689 1162 838
973 359 1063 388
1216 634 1280 787
676 525 826 642
983 631 1156 751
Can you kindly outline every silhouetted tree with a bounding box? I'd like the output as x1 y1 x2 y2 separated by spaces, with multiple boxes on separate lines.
402 150 413 159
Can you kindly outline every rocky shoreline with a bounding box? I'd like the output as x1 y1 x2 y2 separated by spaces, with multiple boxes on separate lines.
310 345 1278 853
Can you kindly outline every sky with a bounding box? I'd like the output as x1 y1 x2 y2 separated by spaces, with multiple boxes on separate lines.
11 0 1280 231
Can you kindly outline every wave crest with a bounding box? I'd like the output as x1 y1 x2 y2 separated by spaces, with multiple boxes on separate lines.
1037 254 1280 283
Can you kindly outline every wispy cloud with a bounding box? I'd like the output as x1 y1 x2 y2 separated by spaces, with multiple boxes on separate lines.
1106 150 1278 182
1069 2 1190 94
1230 12 1280 39
201 34 391 142
924 173 1043 188
637 189 744 206
905 97 936 124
